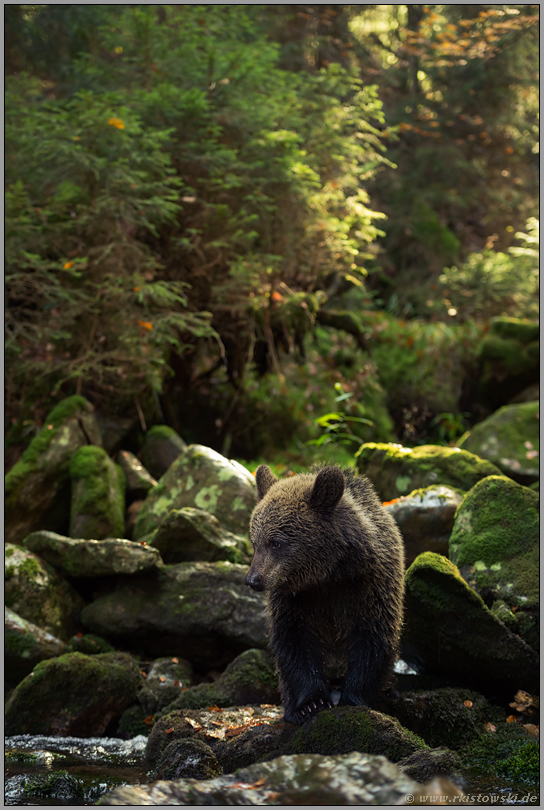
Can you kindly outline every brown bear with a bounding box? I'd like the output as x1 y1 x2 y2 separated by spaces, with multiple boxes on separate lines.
245 464 404 725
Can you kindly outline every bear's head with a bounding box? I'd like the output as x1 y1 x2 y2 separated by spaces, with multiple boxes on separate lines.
245 464 346 593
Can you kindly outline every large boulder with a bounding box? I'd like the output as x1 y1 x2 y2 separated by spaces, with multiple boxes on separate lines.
402 552 539 694
5 607 68 689
139 425 187 480
80 562 267 668
5 544 84 641
69 446 126 539
458 401 539 485
98 750 457 806
5 651 143 736
5 396 102 545
23 531 163 578
449 475 539 651
133 445 257 540
355 442 501 502
149 508 252 565
384 486 464 567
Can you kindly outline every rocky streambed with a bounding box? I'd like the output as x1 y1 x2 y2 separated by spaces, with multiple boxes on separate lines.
4 395 539 805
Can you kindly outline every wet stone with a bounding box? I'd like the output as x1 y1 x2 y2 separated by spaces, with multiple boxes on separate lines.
149 507 252 565
117 450 157 500
5 607 68 689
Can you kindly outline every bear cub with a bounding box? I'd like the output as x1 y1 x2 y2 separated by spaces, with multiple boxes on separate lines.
246 464 404 725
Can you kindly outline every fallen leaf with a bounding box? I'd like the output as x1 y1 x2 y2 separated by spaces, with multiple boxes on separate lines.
506 715 517 723
225 725 249 738
140 671 147 678
164 727 175 734
523 724 539 738
485 722 497 733
253 778 267 787
159 676 166 683
208 705 222 712
228 782 257 790
171 657 179 663
464 700 473 708
144 715 155 725
186 718 203 730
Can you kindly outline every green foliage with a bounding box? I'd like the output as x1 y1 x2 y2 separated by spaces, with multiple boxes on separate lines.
436 218 539 320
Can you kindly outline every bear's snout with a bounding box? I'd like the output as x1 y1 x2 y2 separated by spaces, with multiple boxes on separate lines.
245 569 265 592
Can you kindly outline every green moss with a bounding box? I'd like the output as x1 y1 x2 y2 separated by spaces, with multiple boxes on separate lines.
70 446 125 539
291 706 428 761
5 628 37 657
23 770 84 799
69 445 110 479
147 425 181 441
449 476 539 604
5 396 90 498
489 317 539 344
463 724 539 788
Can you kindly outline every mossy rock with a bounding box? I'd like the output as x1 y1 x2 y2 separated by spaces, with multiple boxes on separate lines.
150 507 252 565
139 425 187 481
5 607 68 689
478 317 539 407
24 531 162 578
462 721 539 789
154 738 222 781
67 633 115 655
449 475 539 650
22 770 84 802
402 552 539 693
133 444 257 540
486 317 539 345
355 442 502 501
5 651 143 736
5 543 84 641
69 445 126 539
161 649 279 713
290 705 428 762
5 396 102 545
382 687 495 751
80 562 267 668
458 401 539 484
139 656 194 714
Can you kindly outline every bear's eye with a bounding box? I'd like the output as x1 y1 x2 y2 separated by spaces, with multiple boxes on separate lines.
270 539 282 550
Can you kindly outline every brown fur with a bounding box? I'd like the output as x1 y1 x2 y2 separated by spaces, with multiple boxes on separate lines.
246 464 404 724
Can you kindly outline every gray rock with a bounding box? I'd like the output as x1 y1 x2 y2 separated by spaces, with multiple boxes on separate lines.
5 607 68 687
449 475 539 651
133 445 257 540
5 652 144 736
95 410 134 455
458 401 539 484
81 562 267 668
139 656 194 714
69 446 126 540
5 544 84 641
5 396 102 545
139 425 188 480
97 750 450 806
402 552 539 693
384 485 464 566
117 450 157 499
150 507 252 565
24 531 163 578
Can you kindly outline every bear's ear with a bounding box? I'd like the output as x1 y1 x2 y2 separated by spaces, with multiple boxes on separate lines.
255 465 278 500
308 466 345 513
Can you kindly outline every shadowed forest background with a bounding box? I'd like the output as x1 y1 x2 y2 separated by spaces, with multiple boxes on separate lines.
5 3 539 472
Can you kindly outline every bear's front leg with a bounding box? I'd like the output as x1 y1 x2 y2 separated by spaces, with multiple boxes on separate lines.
339 625 395 709
268 591 333 724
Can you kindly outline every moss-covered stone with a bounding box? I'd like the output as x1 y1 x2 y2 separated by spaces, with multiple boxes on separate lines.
24 530 162 577
449 475 539 650
150 507 252 565
23 770 84 802
462 722 539 789
381 688 495 751
5 396 102 545
154 738 222 781
402 552 539 693
5 543 84 641
487 317 539 344
458 401 539 484
80 562 267 668
134 444 257 540
69 445 126 539
5 606 68 688
290 706 428 762
117 450 158 499
5 651 143 736
139 656 194 714
355 442 502 501
117 704 151 738
139 425 187 480
478 318 539 407
161 649 279 713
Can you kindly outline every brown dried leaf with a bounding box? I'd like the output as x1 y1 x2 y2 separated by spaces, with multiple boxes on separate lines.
144 715 155 725
464 700 473 708
186 718 203 730
253 778 267 787
207 705 222 712
171 657 179 663
485 722 497 733
164 727 174 734
506 715 517 723
225 724 250 738
159 676 166 683
523 724 539 738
